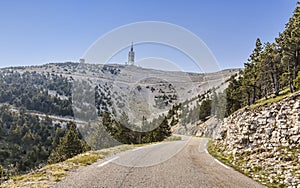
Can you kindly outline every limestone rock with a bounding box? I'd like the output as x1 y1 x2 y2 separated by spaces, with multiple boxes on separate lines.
213 92 300 187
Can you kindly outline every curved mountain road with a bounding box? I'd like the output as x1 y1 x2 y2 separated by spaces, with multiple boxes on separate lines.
55 137 265 188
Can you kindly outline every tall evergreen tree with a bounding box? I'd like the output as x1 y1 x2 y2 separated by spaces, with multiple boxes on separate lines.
259 43 282 97
225 75 243 116
199 98 212 121
243 38 263 104
277 2 300 92
48 122 90 164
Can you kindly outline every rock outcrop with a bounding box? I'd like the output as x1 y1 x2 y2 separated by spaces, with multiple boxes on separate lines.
195 117 221 138
172 117 221 137
213 93 300 187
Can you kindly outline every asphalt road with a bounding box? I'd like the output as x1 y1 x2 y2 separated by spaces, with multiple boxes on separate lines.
55 136 265 188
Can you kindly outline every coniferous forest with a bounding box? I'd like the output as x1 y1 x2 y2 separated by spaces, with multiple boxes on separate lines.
0 70 73 116
225 2 300 116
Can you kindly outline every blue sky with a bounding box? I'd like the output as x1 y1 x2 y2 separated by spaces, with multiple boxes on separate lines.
0 0 298 72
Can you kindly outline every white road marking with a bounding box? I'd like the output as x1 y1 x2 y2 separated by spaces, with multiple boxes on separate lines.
214 158 230 169
204 149 209 154
132 142 167 152
97 156 119 167
132 147 144 151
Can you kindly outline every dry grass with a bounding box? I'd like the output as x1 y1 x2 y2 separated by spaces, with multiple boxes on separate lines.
1 145 134 188
250 88 292 109
164 135 182 142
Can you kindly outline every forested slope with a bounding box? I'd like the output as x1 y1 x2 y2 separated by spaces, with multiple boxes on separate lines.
225 2 300 116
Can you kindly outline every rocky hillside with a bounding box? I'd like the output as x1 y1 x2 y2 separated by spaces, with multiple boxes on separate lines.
3 62 239 124
211 92 300 187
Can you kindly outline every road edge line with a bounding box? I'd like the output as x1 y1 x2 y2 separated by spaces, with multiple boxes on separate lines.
132 147 144 151
97 156 120 167
214 158 230 169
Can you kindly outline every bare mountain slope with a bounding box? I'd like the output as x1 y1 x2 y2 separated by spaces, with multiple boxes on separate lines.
6 62 239 124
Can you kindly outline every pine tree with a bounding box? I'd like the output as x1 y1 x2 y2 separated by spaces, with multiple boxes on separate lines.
199 98 212 121
243 38 263 104
153 117 171 141
85 122 119 150
259 43 282 97
225 75 243 116
277 2 300 92
48 122 90 164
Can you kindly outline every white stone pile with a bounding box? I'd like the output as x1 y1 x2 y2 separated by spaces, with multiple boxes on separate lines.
214 93 300 187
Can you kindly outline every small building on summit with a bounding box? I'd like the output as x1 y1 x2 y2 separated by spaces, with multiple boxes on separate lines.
126 43 135 66
79 58 85 64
